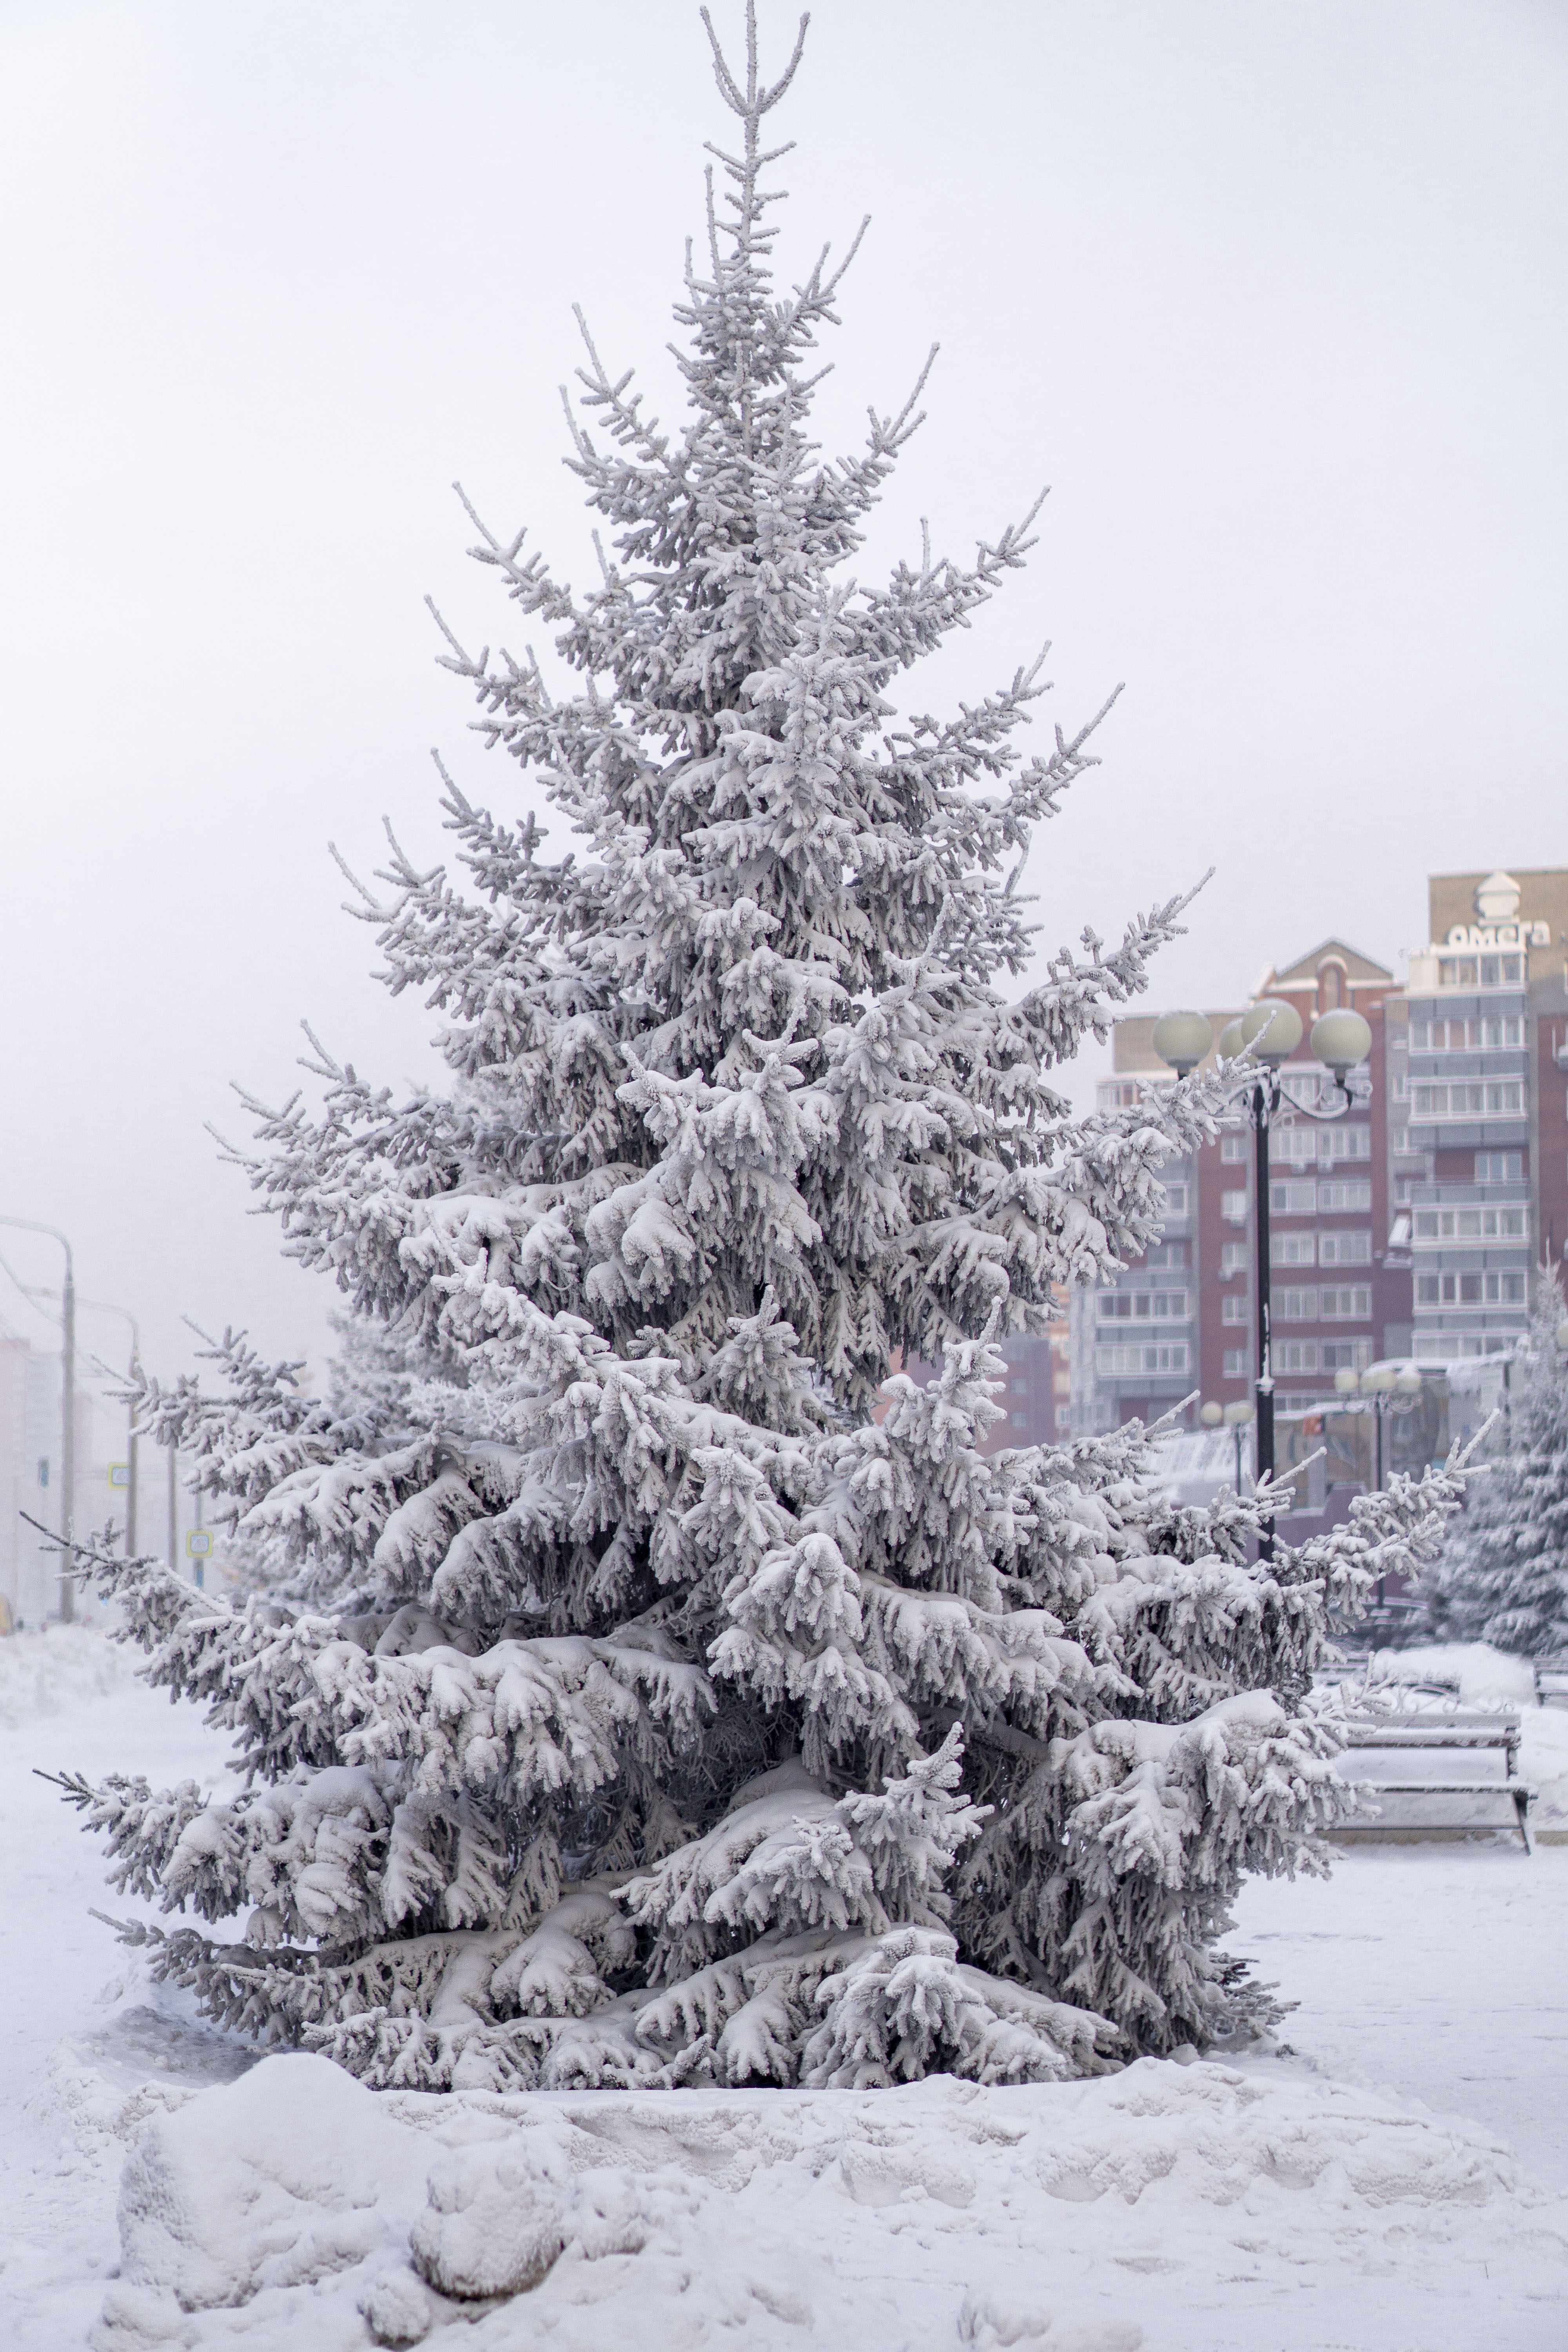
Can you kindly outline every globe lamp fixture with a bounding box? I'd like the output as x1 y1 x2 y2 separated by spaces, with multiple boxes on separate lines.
1199 1401 1224 1428
1239 999 1303 1067
1151 1010 1213 1078
1223 1400 1254 1428
1216 1018 1247 1061
1310 1008 1373 1079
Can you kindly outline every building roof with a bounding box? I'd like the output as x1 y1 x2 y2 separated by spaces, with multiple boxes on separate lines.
1262 938 1392 990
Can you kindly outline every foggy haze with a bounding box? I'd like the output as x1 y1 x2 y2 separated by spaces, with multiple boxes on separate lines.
0 0 1563 1399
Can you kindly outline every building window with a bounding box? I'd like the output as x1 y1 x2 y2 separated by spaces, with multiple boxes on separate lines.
1221 1294 1249 1325
1270 1179 1318 1214
1412 1205 1526 1242
1321 1339 1373 1372
1221 1134 1247 1164
1095 1341 1190 1376
1391 1072 1408 1102
1410 1081 1523 1120
1318 1230 1372 1266
1275 1287 1317 1323
1410 1014 1524 1051
1435 954 1523 988
1143 1240 1189 1269
1097 1080 1145 1110
1270 1123 1371 1168
1270 1232 1316 1267
1222 1348 1247 1379
1318 1179 1373 1212
1319 1284 1372 1321
1391 1126 1410 1157
1276 1340 1319 1373
1475 1152 1523 1182
1221 1189 1248 1224
1416 1270 1526 1308
1097 1290 1190 1323
1160 1181 1190 1217
1220 1242 1249 1276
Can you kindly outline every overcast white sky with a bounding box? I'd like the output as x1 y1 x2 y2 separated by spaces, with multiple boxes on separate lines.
0 0 1564 1396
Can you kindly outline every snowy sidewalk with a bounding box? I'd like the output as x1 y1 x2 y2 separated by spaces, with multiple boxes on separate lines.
2 1639 1565 2351
1228 1844 1568 2189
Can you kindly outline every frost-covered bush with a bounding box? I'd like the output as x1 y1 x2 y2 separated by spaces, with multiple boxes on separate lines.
67 3 1466 2088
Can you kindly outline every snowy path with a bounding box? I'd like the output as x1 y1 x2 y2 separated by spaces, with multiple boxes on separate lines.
1228 1846 1568 2189
2 1637 1566 2350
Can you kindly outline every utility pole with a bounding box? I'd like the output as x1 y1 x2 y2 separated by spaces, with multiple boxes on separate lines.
79 1301 140 1555
0 1217 76 1620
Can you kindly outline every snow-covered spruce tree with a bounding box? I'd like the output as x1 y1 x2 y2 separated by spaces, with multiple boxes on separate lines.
182 1313 430 1601
1423 1279 1568 1655
67 4 1468 2089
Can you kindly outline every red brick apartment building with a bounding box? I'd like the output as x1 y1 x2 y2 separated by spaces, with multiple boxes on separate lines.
1073 869 1568 1435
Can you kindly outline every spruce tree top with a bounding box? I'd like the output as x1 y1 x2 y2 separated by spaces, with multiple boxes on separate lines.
250 1 1218 1421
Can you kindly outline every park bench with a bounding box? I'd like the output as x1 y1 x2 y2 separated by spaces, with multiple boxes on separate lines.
1534 1655 1568 1711
1332 1708 1535 1852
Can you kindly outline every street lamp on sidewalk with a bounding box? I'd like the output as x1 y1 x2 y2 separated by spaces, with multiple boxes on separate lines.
1152 1002 1374 1560
1332 1360 1425 1494
0 1216 76 1620
1198 1396 1255 1490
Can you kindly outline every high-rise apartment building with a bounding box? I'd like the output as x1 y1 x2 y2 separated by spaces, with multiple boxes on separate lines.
1074 870 1568 1433
1393 867 1568 1365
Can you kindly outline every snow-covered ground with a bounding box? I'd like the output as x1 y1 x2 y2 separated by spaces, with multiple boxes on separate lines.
2 1631 1565 2351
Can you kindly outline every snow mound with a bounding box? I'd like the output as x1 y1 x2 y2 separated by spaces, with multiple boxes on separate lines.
0 1626 134 1729
93 2051 1568 2352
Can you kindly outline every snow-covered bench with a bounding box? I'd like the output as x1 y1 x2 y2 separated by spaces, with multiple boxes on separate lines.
1332 1710 1535 1853
1534 1657 1568 1712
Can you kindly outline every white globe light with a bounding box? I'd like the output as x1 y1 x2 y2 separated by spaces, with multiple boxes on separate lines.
1199 1401 1224 1427
1310 1008 1373 1074
1395 1366 1423 1395
1216 1018 1247 1060
1151 1009 1213 1076
1223 1400 1254 1427
1240 999 1303 1066
1362 1363 1397 1394
1334 1366 1360 1395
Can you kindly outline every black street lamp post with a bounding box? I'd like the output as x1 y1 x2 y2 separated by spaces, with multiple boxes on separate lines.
1152 1002 1376 1563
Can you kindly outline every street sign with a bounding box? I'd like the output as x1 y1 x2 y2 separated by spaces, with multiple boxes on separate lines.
108 1463 130 1490
185 1529 213 1560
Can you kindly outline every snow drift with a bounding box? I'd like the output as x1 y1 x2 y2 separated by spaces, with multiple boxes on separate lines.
93 2049 1568 2352
0 1626 133 1731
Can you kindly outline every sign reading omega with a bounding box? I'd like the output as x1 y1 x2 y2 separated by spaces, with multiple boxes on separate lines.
1426 867 1568 966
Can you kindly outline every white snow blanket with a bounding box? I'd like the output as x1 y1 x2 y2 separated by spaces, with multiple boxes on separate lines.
9 1637 1568 2351
87 2049 1567 2352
